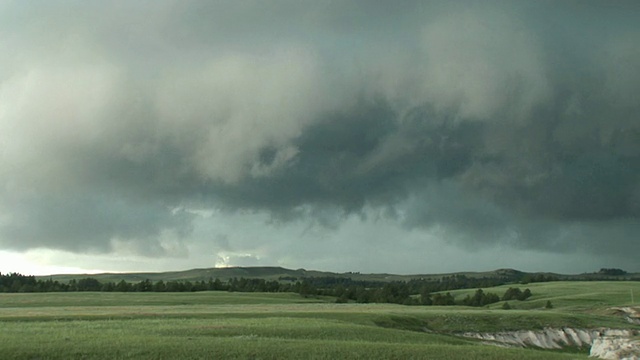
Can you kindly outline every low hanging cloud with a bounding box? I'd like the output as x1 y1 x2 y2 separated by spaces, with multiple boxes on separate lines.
420 8 551 121
0 1 638 268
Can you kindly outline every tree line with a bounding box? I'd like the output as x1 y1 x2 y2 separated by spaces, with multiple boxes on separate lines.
0 272 533 307
0 273 291 293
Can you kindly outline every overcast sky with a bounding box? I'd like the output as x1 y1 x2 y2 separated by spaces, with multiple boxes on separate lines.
1 1 639 275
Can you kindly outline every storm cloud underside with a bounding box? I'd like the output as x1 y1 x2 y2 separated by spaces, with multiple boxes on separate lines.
0 1 639 271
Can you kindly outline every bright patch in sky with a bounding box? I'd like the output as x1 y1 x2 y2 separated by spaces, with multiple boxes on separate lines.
0 250 99 275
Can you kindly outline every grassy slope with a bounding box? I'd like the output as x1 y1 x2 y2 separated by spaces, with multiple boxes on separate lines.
36 266 308 283
0 289 599 360
0 318 583 360
447 281 640 311
1 281 637 359
422 281 640 332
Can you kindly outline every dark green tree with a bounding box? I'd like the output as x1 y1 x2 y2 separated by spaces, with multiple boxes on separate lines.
153 280 166 292
519 288 532 300
420 287 433 305
115 280 131 292
101 282 115 292
502 287 523 301
77 278 102 291
432 292 455 305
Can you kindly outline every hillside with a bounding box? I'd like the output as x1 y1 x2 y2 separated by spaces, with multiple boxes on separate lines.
1 281 638 359
35 266 640 284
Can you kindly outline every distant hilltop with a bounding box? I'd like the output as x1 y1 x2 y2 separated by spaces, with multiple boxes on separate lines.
34 266 639 284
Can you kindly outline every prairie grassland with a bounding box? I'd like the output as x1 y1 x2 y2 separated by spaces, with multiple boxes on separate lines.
0 291 325 308
1 281 638 359
0 313 584 360
448 281 640 312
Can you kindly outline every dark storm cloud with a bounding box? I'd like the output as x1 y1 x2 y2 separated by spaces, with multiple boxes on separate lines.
0 194 194 254
210 101 484 214
0 1 638 264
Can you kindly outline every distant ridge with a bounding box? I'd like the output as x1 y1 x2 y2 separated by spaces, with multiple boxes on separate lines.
35 266 640 284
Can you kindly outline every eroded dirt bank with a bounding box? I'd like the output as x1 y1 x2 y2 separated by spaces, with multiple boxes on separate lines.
461 328 639 360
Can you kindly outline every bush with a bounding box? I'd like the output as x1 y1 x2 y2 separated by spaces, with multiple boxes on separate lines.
462 289 501 307
502 287 532 301
519 288 532 300
502 287 522 301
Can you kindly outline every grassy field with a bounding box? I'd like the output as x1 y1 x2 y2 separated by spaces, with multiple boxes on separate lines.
448 281 640 310
0 282 638 359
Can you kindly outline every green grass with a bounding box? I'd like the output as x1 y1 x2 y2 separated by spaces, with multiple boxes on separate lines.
447 281 640 311
419 281 640 333
0 291 325 308
0 321 584 360
2 281 638 359
0 312 584 360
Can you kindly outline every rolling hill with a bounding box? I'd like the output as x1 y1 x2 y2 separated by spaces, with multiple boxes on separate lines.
35 266 640 284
